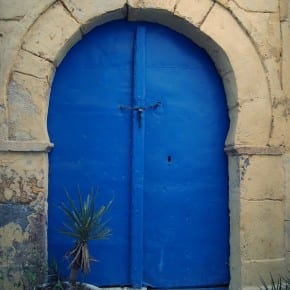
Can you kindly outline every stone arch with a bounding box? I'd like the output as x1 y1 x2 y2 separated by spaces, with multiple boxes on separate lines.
6 0 272 149
4 1 278 289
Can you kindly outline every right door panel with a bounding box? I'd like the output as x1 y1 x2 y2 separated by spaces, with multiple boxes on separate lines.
143 24 229 288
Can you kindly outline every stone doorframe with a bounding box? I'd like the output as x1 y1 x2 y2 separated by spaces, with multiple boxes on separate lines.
0 1 287 289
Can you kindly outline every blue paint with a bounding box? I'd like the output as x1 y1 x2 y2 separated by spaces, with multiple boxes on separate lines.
48 20 229 289
131 26 146 288
143 24 229 289
48 21 135 286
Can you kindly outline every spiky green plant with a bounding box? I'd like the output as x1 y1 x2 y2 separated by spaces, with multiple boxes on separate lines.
260 273 290 290
47 258 64 290
59 188 112 287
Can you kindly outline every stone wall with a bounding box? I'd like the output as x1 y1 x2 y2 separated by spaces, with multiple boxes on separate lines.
0 1 289 289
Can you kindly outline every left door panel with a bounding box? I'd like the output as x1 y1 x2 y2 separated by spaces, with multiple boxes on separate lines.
48 21 134 286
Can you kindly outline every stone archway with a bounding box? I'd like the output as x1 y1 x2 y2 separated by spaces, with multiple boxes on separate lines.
7 1 273 147
1 1 285 289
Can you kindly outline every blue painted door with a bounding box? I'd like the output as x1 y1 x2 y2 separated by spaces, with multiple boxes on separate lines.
48 20 229 289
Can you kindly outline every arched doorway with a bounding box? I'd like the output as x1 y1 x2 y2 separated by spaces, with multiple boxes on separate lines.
48 20 229 289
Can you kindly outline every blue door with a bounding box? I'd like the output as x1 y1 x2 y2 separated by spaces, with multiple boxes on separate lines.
48 20 229 289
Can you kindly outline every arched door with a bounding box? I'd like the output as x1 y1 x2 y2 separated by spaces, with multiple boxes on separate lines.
48 20 229 289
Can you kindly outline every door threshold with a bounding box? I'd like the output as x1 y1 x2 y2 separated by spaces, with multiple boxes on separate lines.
98 288 147 290
97 286 229 290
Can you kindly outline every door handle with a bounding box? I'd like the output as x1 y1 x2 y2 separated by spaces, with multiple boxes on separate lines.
119 101 161 127
119 101 161 111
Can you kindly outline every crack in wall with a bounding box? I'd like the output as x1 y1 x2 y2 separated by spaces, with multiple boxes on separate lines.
13 70 45 81
20 47 54 65
173 0 182 15
199 2 216 28
231 0 277 14
242 257 285 263
240 197 284 202
0 16 24 21
59 0 82 27
268 115 275 142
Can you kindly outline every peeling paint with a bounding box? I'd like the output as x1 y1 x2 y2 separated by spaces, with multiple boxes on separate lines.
0 221 46 290
8 80 38 115
0 166 45 204
0 223 29 248
7 79 40 141
0 204 33 229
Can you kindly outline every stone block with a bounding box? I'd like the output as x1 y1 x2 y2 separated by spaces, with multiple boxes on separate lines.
226 107 239 146
62 0 127 33
240 155 284 201
0 21 15 140
128 0 177 11
0 152 48 204
282 20 290 149
8 72 50 141
286 221 290 251
263 58 286 147
0 20 19 54
174 0 213 27
231 98 272 146
0 20 19 107
13 49 55 86
240 200 284 260
265 58 283 98
241 258 286 288
287 251 290 271
0 0 53 19
22 2 82 66
282 21 290 92
201 4 271 146
222 71 237 109
284 153 290 220
201 4 269 100
234 0 278 13
282 52 290 148
0 1 55 112
229 3 281 61
269 104 287 147
279 0 288 21
128 0 177 23
0 105 8 142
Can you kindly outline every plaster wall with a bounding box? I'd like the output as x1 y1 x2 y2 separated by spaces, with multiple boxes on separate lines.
0 0 289 289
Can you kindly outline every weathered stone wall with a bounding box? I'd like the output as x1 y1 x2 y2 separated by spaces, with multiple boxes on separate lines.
0 1 289 289
0 153 48 289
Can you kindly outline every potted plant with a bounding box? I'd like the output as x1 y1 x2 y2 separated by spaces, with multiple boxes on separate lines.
59 190 112 287
23 188 112 290
58 188 112 289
